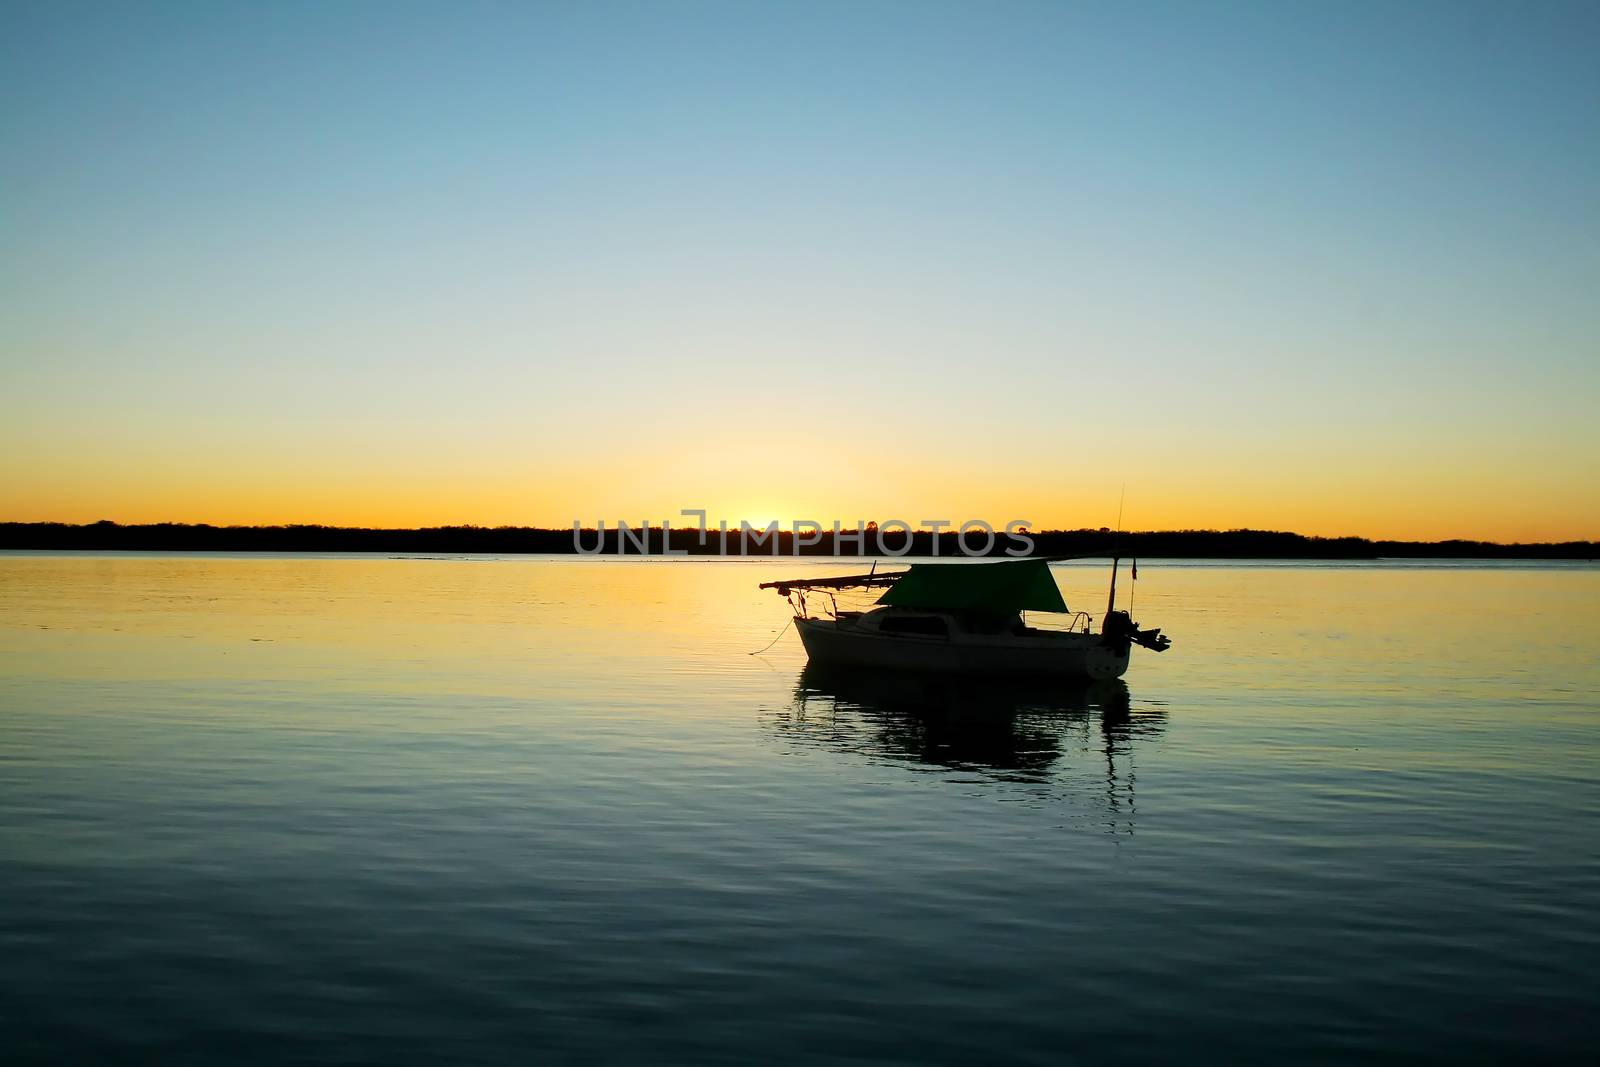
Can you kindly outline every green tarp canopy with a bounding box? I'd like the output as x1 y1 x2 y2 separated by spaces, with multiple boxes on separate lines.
877 559 1068 614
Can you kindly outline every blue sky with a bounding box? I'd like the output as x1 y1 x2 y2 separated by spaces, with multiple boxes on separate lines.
3 1 1597 538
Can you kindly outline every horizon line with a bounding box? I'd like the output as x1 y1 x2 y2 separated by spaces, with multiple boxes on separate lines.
3 520 1595 551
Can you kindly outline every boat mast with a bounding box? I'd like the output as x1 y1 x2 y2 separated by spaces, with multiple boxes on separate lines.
1105 486 1126 620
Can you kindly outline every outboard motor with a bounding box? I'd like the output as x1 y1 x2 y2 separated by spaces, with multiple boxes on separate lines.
1102 610 1172 653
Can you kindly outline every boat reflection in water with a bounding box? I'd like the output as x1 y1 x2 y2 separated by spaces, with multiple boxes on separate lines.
769 664 1167 833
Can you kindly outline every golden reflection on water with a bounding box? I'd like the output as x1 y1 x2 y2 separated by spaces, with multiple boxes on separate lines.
5 551 1595 790
0 555 783 695
2 553 1595 706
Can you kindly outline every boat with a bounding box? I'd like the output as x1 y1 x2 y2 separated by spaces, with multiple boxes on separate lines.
759 557 1169 680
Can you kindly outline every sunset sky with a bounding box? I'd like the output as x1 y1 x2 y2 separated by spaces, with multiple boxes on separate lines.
4 1 1596 541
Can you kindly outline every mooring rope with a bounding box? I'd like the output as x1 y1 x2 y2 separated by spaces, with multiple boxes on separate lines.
748 617 794 656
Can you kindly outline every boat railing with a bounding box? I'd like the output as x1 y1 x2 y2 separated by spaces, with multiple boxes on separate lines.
1025 610 1095 634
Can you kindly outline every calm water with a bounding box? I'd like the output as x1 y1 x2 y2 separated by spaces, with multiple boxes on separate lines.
2 554 1597 1063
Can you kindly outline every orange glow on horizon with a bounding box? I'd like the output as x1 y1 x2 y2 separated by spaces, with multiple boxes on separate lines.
3 409 1595 543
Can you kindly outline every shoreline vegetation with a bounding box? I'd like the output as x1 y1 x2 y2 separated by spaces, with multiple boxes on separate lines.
1 522 1594 559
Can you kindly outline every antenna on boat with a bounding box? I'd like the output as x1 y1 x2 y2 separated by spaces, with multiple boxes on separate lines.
1106 486 1125 620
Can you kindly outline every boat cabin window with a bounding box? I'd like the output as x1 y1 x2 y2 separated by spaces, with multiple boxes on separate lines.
878 614 949 637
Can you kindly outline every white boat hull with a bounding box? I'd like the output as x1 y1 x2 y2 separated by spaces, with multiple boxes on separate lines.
795 616 1131 680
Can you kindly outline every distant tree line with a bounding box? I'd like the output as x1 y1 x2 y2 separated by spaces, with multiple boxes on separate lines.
1 521 1593 559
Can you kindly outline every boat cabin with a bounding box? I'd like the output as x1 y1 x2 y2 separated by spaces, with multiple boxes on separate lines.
854 606 1027 638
